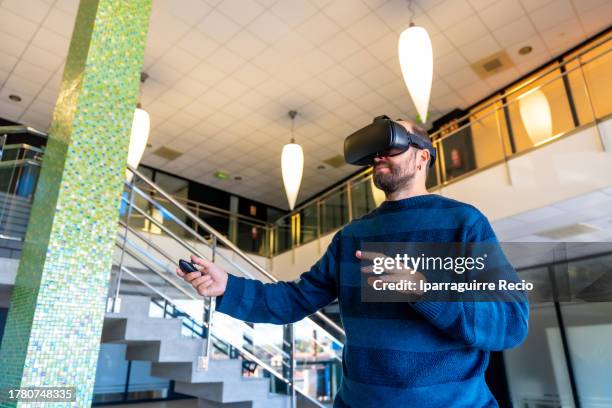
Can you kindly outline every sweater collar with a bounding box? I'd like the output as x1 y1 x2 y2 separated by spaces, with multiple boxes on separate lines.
377 193 438 211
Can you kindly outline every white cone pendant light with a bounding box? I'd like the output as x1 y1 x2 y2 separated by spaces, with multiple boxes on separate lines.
281 110 304 210
126 72 151 181
126 106 150 180
519 89 552 146
398 22 433 123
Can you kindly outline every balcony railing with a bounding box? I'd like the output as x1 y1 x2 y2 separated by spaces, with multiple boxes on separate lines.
270 33 612 254
1 33 610 258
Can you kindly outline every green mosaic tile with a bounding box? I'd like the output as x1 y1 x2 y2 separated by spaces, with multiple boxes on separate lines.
0 0 151 406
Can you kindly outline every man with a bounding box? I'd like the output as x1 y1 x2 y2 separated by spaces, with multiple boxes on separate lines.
177 119 529 407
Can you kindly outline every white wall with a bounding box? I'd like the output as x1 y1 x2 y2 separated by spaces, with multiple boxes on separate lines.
436 121 612 221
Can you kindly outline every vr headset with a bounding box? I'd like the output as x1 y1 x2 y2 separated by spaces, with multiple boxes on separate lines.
343 115 436 167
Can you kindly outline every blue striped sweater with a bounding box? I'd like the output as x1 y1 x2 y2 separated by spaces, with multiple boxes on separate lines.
216 194 529 407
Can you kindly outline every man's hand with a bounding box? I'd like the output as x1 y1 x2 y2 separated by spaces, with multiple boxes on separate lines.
176 255 228 297
356 250 425 296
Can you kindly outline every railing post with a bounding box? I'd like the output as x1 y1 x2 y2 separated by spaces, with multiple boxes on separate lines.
434 140 442 187
346 181 353 222
494 104 513 186
199 235 217 371
316 200 322 255
578 56 606 151
0 133 6 161
112 177 135 313
283 324 296 408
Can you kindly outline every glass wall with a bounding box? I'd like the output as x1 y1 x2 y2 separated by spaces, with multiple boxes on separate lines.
504 250 612 407
558 253 612 407
504 267 575 407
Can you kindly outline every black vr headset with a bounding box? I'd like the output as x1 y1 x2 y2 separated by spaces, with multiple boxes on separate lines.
343 115 436 167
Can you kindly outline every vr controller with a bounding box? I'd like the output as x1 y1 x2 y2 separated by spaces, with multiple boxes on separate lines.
343 115 436 167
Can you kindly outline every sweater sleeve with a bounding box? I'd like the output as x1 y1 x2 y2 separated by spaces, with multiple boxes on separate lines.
215 232 341 324
410 213 529 351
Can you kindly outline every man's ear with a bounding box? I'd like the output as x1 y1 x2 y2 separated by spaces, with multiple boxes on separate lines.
420 149 430 168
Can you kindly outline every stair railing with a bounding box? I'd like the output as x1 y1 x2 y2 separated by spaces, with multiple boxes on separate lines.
126 164 345 338
113 167 345 404
112 229 326 407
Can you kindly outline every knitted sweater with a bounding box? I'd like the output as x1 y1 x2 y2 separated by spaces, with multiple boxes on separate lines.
216 194 529 407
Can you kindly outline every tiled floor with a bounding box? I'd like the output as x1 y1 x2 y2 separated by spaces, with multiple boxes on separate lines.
104 399 198 408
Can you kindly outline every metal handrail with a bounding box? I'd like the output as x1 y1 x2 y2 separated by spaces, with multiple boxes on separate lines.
127 164 346 338
0 125 47 137
138 184 272 227
118 229 293 362
0 159 41 169
117 265 291 382
124 185 266 282
1 143 45 154
272 34 612 221
426 32 611 142
114 240 328 407
121 177 343 356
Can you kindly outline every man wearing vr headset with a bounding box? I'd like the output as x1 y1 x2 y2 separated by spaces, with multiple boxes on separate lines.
178 116 528 408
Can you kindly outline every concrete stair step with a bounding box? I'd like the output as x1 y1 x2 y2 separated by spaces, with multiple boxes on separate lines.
0 207 32 218
0 225 27 236
197 393 293 408
151 359 243 383
99 296 322 408
175 377 270 403
101 316 182 343
126 337 205 363
105 295 152 319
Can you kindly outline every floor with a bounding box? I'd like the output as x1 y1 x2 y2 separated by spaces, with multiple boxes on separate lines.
104 399 198 408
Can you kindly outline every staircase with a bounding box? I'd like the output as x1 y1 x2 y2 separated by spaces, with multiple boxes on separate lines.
0 192 32 245
0 151 344 406
102 295 321 408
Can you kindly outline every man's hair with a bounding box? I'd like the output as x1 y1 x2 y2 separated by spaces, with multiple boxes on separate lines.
399 119 432 173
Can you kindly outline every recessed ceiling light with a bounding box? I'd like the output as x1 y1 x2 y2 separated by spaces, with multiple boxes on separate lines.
214 170 229 180
146 143 152 148
234 175 242 181
317 164 326 170
8 94 21 102
518 46 533 55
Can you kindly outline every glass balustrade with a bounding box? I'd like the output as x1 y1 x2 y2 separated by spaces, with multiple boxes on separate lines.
0 35 610 258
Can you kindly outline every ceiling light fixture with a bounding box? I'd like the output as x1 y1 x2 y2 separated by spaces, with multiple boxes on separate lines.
281 110 304 210
398 0 433 123
127 72 151 181
518 46 533 55
8 94 21 102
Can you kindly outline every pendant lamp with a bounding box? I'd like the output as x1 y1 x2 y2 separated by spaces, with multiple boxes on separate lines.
126 72 151 181
281 110 304 210
398 1 433 123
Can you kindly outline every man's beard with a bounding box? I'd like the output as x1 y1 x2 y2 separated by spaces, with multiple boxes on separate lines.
373 164 415 194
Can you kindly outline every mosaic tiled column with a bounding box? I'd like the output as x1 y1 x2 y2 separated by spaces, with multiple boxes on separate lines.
0 0 151 406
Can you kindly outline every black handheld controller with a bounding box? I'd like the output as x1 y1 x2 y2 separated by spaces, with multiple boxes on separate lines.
178 259 199 274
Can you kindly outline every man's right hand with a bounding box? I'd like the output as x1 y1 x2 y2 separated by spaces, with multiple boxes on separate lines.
176 255 228 297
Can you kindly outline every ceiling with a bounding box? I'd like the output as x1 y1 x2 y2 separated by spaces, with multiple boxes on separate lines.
0 0 610 209
494 186 612 243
